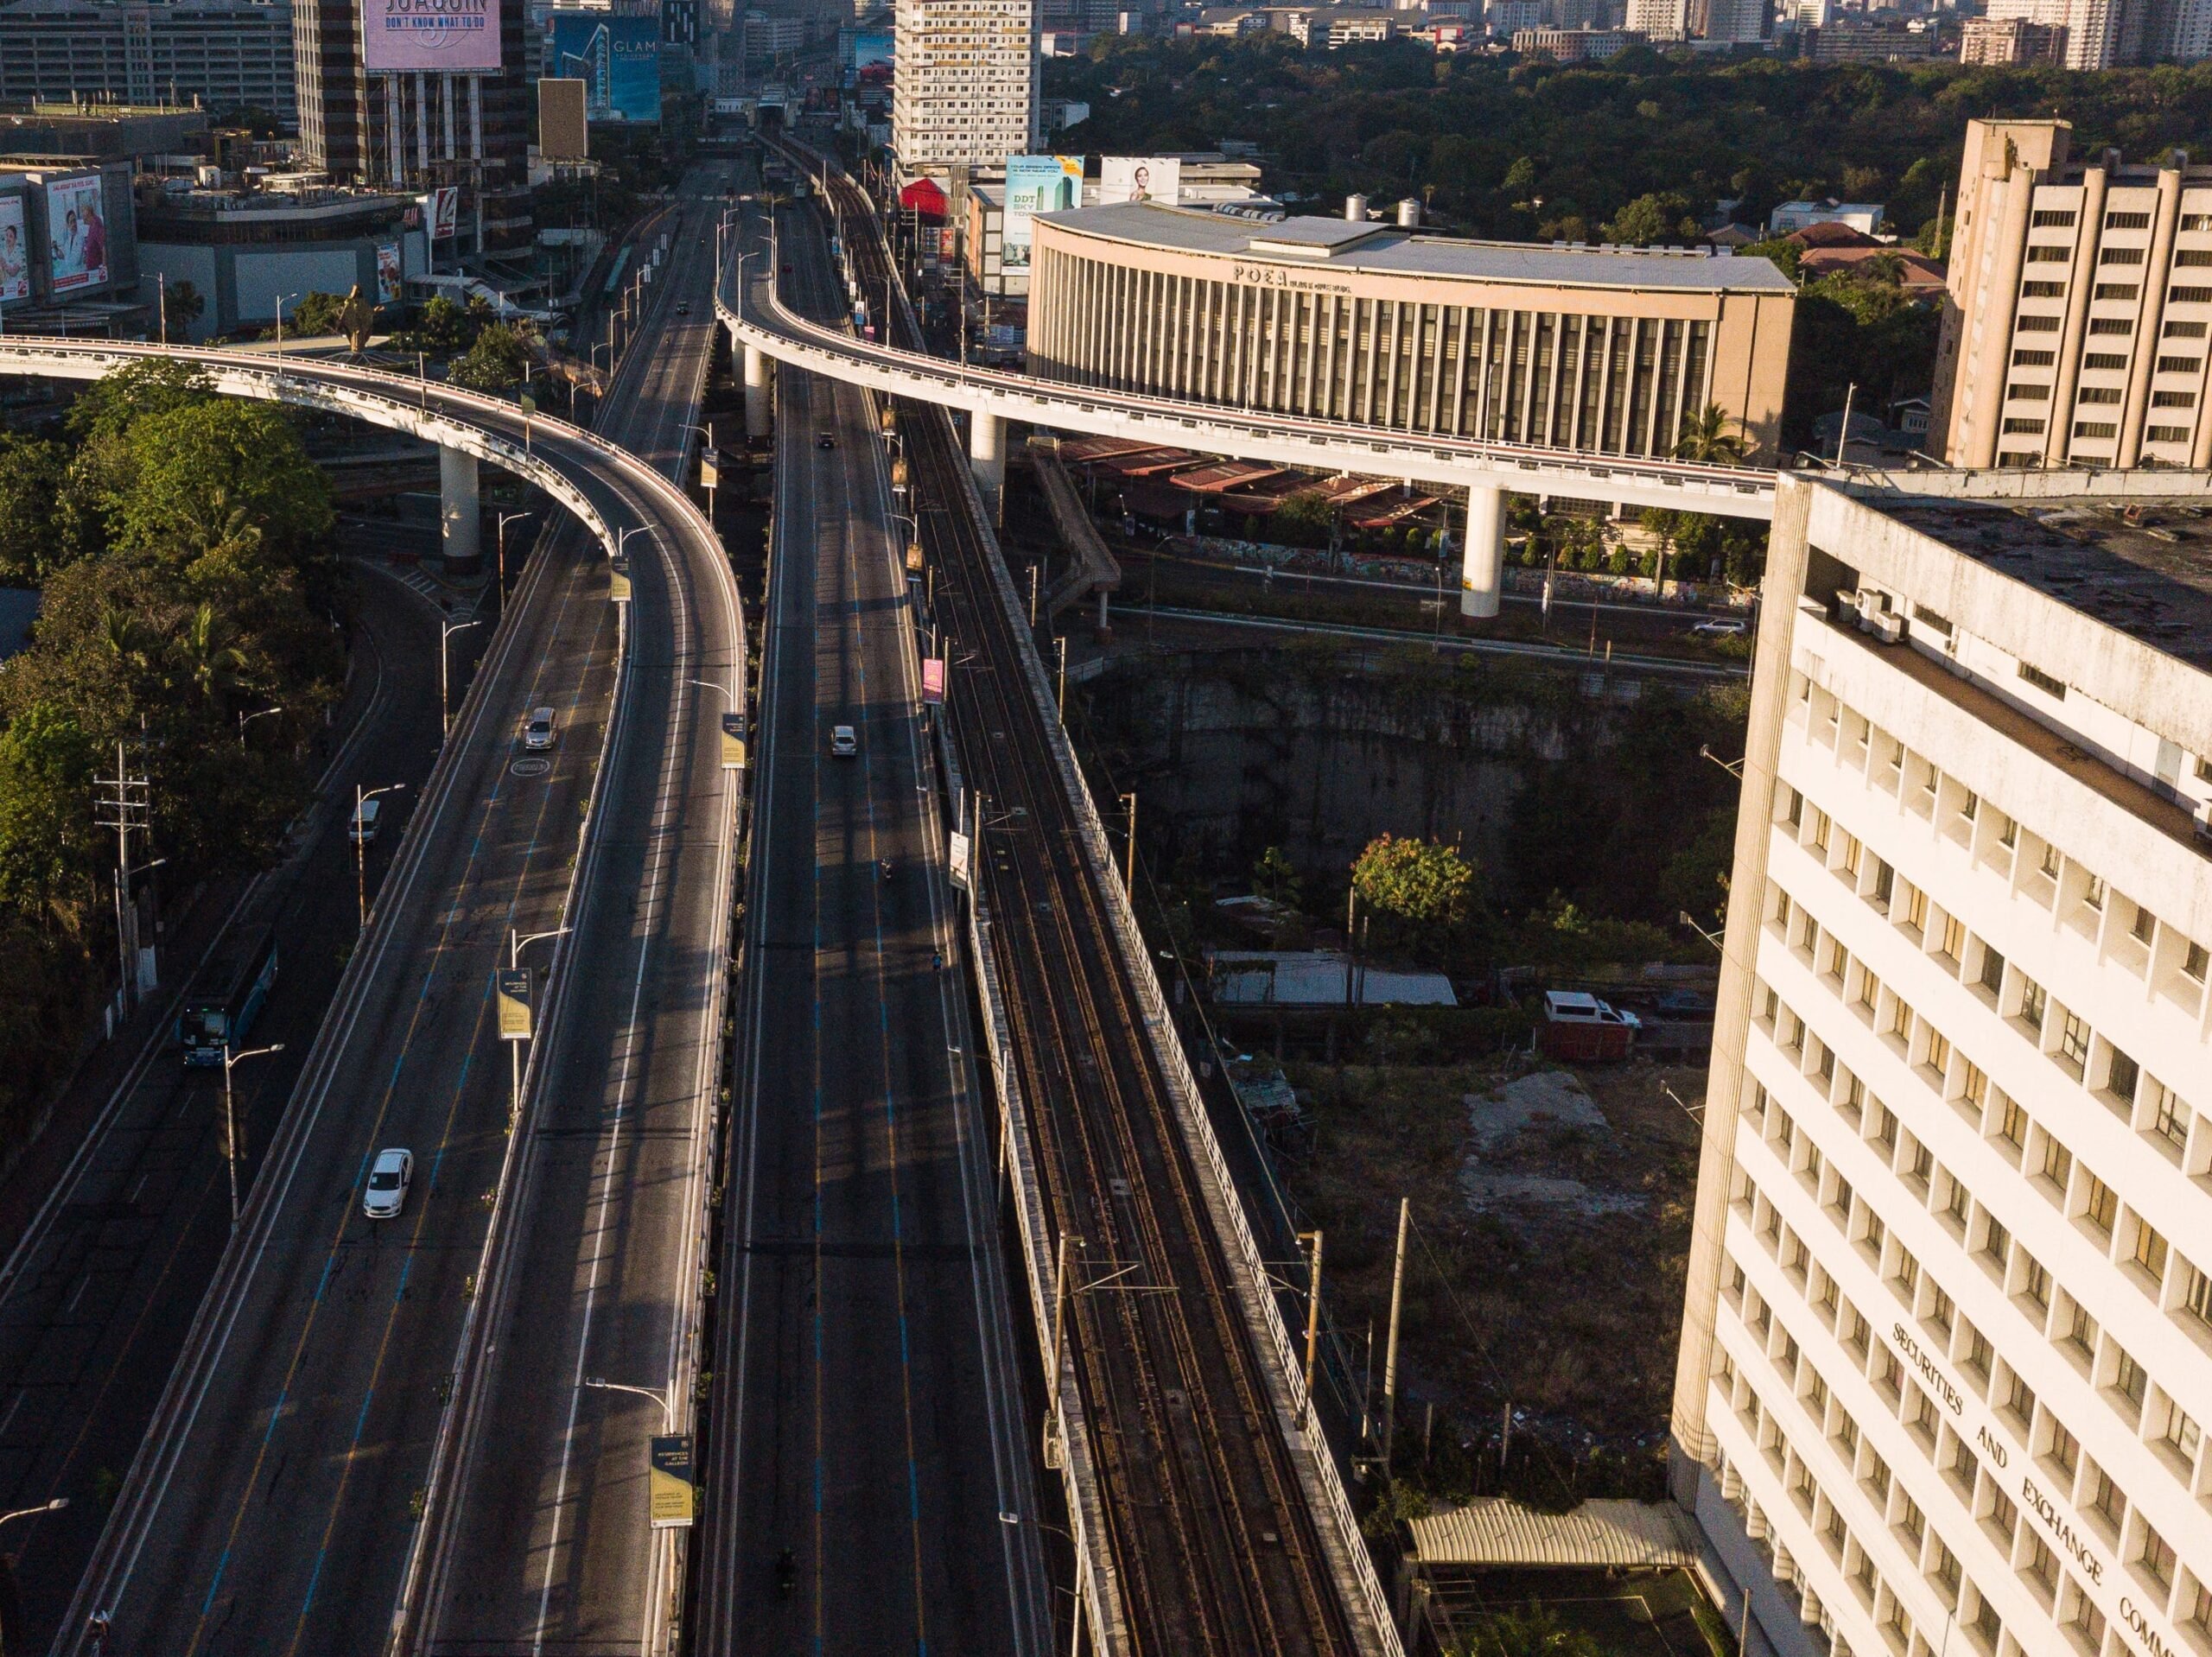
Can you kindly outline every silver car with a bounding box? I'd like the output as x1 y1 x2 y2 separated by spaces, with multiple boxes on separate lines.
363 1147 413 1219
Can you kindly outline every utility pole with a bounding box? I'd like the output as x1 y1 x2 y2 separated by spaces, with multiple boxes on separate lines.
1055 636 1068 720
93 742 150 1013
1299 1228 1324 1430
1380 1197 1410 1476
1046 1234 1084 1465
1120 793 1136 894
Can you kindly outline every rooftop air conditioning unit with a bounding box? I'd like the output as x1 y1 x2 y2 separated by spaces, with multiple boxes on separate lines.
1872 612 1904 644
2196 799 2212 843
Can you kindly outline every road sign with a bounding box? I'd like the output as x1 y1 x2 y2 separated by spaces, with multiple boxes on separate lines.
720 713 747 770
497 969 532 1040
650 1435 696 1528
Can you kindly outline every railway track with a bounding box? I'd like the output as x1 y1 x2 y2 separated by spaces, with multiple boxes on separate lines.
772 159 1366 1656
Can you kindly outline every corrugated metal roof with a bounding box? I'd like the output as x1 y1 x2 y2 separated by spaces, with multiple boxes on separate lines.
1040 203 1797 295
1406 1499 1700 1569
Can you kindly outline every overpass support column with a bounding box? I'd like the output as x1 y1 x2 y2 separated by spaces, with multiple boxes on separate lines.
440 446 482 575
742 340 772 440
969 409 1006 516
1460 482 1504 619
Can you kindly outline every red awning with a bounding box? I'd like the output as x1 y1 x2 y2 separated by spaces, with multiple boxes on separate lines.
899 177 948 218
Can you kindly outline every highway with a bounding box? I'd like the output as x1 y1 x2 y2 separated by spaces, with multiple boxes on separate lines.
404 176 741 1657
34 174 740 1656
0 567 442 1651
780 150 1395 1655
690 192 1051 1656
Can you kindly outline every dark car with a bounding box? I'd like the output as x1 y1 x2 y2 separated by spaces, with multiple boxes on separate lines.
816 431 836 449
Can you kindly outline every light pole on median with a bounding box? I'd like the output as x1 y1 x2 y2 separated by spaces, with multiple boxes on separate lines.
497 511 531 606
355 781 410 933
582 1374 677 1432
274 292 299 356
238 704 286 746
220 1042 285 1229
505 925 569 1130
441 616 484 740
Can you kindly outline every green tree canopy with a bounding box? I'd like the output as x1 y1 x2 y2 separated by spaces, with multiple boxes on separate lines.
0 435 74 587
1452 1603 1603 1657
1352 833 1478 940
448 322 533 393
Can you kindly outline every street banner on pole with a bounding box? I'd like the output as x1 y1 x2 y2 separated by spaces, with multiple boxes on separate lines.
650 1435 696 1527
496 969 532 1039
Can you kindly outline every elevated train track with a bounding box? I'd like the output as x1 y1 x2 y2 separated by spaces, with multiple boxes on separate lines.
761 142 1397 1656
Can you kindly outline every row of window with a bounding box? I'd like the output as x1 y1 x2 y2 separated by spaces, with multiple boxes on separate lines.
1737 1056 2212 1500
2011 348 2204 373
2017 281 2212 303
2029 208 2212 233
1714 1304 2212 1657
1787 668 2212 1029
2002 384 2198 408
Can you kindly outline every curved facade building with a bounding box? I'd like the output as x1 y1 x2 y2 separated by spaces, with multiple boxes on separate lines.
1027 203 1797 465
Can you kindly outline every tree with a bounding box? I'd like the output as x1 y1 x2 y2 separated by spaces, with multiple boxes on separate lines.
448 323 531 393
1451 1603 1603 1657
1252 846 1304 909
162 279 206 338
405 295 474 354
1674 403 1751 465
108 400 334 568
1351 834 1478 961
287 291 349 338
1599 190 1693 247
0 435 73 586
172 602 250 706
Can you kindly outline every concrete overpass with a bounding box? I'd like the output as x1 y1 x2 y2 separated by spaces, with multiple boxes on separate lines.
719 219 1783 619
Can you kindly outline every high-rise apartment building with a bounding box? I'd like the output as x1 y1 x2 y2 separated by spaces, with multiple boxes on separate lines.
891 0 1037 183
1932 118 2212 471
1669 471 2212 1657
1957 16 2068 62
0 0 294 120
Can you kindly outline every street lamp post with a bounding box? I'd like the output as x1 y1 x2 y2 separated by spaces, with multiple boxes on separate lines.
506 925 569 1129
582 1374 676 1432
441 616 484 739
238 705 286 746
496 511 531 607
355 781 410 933
0 1496 67 1529
220 1041 285 1228
275 292 300 356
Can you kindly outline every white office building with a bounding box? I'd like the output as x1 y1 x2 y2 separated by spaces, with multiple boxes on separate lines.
1670 474 2212 1657
891 0 1037 184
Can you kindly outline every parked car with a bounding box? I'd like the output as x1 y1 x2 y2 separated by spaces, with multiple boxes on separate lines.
363 1147 413 1219
1690 616 1748 638
1536 990 1641 1062
350 798 383 843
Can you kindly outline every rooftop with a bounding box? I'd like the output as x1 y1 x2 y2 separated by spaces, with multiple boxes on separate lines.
1041 201 1797 294
1880 498 2212 672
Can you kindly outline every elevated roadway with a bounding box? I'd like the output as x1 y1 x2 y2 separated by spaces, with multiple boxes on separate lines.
0 173 741 1657
721 145 1780 622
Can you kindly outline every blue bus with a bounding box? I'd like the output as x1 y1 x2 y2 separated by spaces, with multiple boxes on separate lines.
176 925 279 1067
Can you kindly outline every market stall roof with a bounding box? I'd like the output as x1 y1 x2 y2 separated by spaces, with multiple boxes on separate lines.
1171 460 1289 495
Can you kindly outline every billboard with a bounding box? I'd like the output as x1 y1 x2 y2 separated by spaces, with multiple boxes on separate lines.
1003 156 1080 271
550 11 661 124
364 0 502 73
45 175 109 294
423 185 461 238
0 196 28 302
842 27 893 86
376 242 403 302
1099 156 1180 206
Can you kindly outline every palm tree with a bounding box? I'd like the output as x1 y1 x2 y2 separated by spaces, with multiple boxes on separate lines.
99 605 156 675
1675 403 1751 466
173 602 248 705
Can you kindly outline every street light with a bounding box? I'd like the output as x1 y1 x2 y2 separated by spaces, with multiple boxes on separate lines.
274 292 300 356
0 1496 67 1532
220 1042 285 1228
582 1374 676 1432
441 616 484 739
505 925 569 1128
355 781 410 932
238 704 286 746
496 511 531 604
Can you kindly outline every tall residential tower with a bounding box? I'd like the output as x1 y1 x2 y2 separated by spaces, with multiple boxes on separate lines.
891 0 1036 183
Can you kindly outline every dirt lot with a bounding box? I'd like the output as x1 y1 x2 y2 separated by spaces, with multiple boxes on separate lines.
1281 1052 1707 1469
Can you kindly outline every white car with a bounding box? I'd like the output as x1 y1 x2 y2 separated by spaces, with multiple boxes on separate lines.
363 1148 414 1219
524 706 557 751
350 797 382 843
830 725 858 758
1690 616 1749 638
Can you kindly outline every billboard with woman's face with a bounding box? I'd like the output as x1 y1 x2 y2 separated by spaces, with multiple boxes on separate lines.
0 197 29 302
47 174 110 294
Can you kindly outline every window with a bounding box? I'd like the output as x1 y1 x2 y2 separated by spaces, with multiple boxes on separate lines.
2021 1251 2053 1312
2107 210 2152 229
2113 1346 2149 1412
2059 1298 2097 1358
1937 912 1967 962
2186 939 2209 980
1996 1096 2029 1153
2039 1135 2075 1191
2086 1461 2126 1531
2000 1368 2037 1429
2094 285 2141 302
2083 352 2131 371
2078 386 2124 405
2107 1049 2140 1106
1929 1284 1955 1337
2002 416 2046 435
2058 1010 2092 1067
2175 286 2212 302
2007 382 2050 402
2013 348 2057 366
2153 389 2198 408
1963 1323 1993 1384
2159 1400 2202 1465
2082 1174 2118 1235
2170 318 2211 336
2075 421 2120 441
2183 1260 2212 1331
2132 1218 2171 1285
2089 317 2135 334
2018 977 2048 1033
2019 311 2063 330
1983 1213 2012 1270
2147 1080 2190 1152
2148 425 2194 443
2033 209 2078 227
2101 244 2148 263
2019 661 2068 696
2158 354 2203 373
2024 1533 2059 1592
2049 1419 2081 1481
2025 243 2072 261
2142 1526 2177 1590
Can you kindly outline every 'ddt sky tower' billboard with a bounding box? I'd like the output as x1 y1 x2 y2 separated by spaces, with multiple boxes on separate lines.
549 11 660 124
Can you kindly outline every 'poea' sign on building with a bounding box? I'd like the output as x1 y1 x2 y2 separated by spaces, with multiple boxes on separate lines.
365 0 502 73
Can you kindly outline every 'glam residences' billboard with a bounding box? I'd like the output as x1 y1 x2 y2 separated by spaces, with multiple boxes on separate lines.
549 11 660 124
365 0 502 74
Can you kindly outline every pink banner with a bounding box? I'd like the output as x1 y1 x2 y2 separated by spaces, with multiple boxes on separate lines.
921 658 944 705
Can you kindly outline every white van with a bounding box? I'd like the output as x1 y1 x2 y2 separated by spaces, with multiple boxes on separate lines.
350 797 383 843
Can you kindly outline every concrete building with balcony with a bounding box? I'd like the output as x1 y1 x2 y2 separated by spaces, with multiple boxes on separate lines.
891 0 1037 184
1669 472 2212 1657
1932 118 2212 471
1024 200 1797 463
